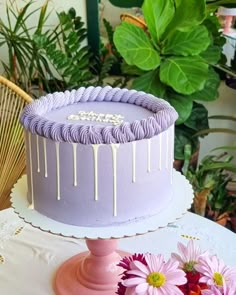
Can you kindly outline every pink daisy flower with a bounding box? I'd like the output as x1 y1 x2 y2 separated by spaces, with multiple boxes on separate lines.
121 253 187 294
171 240 208 272
201 282 236 295
196 255 236 289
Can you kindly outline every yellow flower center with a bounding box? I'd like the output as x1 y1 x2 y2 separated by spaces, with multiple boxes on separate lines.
184 261 196 272
146 272 166 287
213 272 224 286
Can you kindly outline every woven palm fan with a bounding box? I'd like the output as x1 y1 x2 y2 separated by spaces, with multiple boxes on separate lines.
0 76 32 210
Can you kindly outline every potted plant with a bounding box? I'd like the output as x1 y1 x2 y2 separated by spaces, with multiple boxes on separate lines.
186 113 236 229
113 0 225 163
183 144 236 230
0 1 124 97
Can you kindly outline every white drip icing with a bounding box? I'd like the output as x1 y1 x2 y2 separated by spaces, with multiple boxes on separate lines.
170 126 174 184
55 142 60 200
111 144 119 216
28 133 34 209
72 143 78 187
43 138 48 178
132 142 136 183
159 133 162 170
166 130 169 169
92 144 100 201
36 135 40 173
147 139 151 173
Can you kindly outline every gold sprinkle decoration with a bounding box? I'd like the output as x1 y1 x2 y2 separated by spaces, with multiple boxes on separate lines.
14 226 24 236
0 255 5 264
181 234 200 240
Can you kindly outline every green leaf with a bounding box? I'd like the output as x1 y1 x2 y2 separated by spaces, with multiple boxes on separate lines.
165 0 206 34
184 102 209 132
167 93 193 125
114 21 160 71
209 115 236 122
36 1 51 34
160 57 208 95
200 45 222 64
201 162 236 173
162 26 210 56
109 0 143 8
187 67 220 102
174 126 199 160
142 0 174 44
195 128 236 137
121 62 146 76
212 146 236 152
132 70 166 98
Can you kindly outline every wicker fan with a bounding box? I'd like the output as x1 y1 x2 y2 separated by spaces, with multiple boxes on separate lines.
0 76 32 210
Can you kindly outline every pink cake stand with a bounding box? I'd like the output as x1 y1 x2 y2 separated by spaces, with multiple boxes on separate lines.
54 239 130 295
11 170 194 295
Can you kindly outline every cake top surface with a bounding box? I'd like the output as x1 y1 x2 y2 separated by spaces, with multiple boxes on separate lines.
21 86 178 144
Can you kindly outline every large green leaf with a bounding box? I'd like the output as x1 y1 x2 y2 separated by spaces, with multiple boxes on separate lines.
187 67 220 102
142 0 174 45
162 26 210 56
114 22 160 71
184 102 209 132
160 56 209 95
200 45 222 64
165 0 206 34
167 93 193 125
132 70 166 98
108 0 143 7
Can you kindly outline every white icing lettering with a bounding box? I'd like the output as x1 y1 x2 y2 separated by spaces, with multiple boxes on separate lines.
67 111 124 126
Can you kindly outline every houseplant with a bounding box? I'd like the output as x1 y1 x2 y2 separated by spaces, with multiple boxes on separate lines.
184 114 236 229
113 0 224 161
0 1 123 96
0 1 53 94
183 143 236 230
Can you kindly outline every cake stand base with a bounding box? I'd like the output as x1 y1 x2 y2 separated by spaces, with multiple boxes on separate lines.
54 239 130 295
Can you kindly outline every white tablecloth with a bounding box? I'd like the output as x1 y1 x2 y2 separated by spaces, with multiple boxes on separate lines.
0 208 235 295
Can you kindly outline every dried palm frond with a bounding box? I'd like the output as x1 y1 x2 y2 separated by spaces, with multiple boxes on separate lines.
0 76 32 210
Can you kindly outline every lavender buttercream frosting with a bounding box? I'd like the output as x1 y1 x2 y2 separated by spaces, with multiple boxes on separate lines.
20 86 178 144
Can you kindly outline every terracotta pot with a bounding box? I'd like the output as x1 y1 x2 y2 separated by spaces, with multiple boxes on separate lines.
216 212 231 227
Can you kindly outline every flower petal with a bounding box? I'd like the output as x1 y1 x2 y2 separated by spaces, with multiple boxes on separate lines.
135 282 149 294
123 277 146 287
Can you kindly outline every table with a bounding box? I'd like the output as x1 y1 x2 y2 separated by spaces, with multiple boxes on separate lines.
0 208 235 295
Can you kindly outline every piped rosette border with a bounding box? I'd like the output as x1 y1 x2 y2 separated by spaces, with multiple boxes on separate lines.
20 86 178 144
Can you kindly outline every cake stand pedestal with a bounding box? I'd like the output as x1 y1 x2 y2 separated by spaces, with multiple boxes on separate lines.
54 239 130 295
11 170 193 295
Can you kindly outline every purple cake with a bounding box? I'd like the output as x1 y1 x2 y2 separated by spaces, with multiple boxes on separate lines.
20 86 178 226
